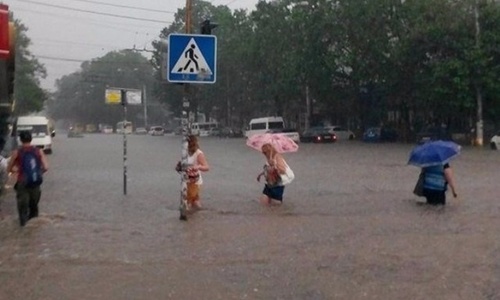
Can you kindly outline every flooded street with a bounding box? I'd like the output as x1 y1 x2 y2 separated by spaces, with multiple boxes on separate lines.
0 134 499 299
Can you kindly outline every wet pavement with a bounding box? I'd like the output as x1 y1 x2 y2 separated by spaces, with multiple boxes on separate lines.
0 134 499 299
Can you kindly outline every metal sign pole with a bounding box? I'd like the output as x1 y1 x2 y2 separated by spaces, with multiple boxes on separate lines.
179 0 192 220
179 89 190 220
143 84 148 128
121 89 128 195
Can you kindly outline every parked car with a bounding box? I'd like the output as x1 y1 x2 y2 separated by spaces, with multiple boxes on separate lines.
208 127 221 137
269 128 300 143
164 128 174 135
416 126 452 144
135 127 148 135
149 126 165 136
174 126 183 135
363 127 398 143
300 127 337 143
85 124 97 133
231 128 244 138
101 125 113 134
324 126 355 140
213 127 237 138
67 127 83 138
490 132 500 150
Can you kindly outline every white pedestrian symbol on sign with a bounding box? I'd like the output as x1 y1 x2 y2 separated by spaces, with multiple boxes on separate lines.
172 38 212 75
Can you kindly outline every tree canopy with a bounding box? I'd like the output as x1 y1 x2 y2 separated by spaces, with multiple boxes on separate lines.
44 0 500 140
11 18 47 115
48 50 158 128
148 0 500 139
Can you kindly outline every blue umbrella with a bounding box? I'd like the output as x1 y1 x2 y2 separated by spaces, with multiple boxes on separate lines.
408 140 461 167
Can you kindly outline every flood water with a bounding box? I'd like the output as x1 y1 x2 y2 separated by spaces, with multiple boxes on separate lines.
0 134 499 299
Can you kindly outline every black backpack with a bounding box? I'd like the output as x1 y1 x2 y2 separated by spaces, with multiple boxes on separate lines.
18 147 43 187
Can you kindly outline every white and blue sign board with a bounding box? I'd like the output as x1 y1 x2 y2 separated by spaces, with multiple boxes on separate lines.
167 34 217 84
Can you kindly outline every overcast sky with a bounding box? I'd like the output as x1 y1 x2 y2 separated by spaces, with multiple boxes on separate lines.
5 0 259 91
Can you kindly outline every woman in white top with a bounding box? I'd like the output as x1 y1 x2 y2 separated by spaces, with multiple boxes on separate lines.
185 135 210 209
256 143 289 205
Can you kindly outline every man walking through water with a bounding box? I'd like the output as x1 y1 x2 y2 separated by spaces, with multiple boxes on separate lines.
7 131 49 226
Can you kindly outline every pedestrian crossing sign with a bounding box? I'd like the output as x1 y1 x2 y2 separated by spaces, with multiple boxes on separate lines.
167 34 217 84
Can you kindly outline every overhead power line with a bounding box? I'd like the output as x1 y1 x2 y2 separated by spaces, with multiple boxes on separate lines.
14 6 166 31
38 38 117 48
224 0 239 6
37 55 85 62
15 0 169 24
65 0 176 14
36 54 154 65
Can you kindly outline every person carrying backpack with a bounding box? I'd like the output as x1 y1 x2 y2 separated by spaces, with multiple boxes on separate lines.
7 131 49 227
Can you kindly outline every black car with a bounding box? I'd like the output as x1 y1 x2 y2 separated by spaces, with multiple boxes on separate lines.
300 127 337 143
363 127 398 142
231 127 244 138
416 126 452 144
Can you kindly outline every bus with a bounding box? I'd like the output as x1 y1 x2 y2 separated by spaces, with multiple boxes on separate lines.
116 121 133 134
191 122 218 136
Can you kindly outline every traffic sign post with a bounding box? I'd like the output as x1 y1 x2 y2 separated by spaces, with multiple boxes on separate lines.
168 20 218 221
167 34 217 84
104 87 142 195
168 33 217 220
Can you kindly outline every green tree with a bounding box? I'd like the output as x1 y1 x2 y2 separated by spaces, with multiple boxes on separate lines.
11 18 47 115
146 0 500 139
49 50 156 128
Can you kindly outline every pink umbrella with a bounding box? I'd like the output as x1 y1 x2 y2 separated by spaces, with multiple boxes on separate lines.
246 133 299 153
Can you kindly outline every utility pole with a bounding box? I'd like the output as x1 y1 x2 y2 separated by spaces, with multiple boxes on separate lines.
179 0 192 220
142 84 148 128
174 2 218 221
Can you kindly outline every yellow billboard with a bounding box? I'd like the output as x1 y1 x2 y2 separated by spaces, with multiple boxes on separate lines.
105 89 121 104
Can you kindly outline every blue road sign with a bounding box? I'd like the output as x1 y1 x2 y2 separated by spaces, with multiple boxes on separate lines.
167 34 217 84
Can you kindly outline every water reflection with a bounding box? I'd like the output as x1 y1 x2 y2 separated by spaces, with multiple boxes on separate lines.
0 136 498 299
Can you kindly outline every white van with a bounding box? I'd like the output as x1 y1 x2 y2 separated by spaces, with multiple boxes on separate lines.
191 122 218 137
16 116 55 154
245 117 285 138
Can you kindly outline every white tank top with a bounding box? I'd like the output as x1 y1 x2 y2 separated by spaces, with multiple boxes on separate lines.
187 149 203 185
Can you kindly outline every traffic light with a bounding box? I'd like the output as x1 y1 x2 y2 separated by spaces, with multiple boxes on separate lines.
200 19 218 35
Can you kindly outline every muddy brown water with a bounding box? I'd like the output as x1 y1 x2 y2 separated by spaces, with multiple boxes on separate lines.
0 134 499 299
